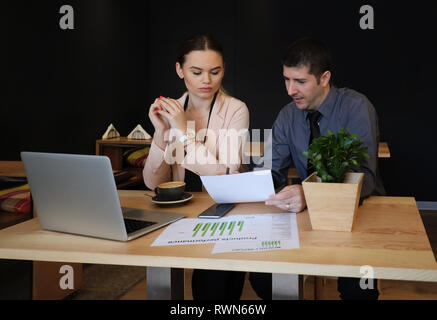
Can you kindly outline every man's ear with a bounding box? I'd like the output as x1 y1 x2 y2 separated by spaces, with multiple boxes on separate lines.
176 62 184 79
320 71 331 87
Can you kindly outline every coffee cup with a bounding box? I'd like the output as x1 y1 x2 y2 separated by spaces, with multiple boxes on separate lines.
154 181 186 201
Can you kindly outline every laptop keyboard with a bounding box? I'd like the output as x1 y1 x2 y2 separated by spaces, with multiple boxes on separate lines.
123 218 157 234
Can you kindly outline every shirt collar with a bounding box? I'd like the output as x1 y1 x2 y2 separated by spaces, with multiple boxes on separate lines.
304 86 337 120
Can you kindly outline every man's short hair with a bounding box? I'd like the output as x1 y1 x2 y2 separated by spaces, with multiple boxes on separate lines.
281 38 332 82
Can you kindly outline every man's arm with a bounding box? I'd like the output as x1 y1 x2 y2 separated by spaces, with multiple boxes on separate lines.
342 95 381 198
257 108 307 213
256 109 293 189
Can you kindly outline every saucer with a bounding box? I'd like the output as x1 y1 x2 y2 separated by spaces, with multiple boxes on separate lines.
151 192 193 205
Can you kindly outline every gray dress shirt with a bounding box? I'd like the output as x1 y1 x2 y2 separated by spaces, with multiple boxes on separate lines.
261 86 385 198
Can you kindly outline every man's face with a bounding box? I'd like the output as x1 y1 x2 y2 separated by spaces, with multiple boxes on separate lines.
283 65 330 111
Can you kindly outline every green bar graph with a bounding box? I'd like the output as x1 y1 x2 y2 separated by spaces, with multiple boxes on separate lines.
219 222 228 236
210 223 219 236
237 221 244 231
262 240 281 248
201 223 211 237
193 223 202 237
192 220 245 238
228 221 236 235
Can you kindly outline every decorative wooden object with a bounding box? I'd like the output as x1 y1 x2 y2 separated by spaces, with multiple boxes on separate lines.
127 124 152 140
302 172 364 232
102 123 121 139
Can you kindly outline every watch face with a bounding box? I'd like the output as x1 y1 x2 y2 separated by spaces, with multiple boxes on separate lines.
179 135 188 144
186 129 195 139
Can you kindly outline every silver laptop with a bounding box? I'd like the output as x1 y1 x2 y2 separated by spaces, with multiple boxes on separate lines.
21 151 186 241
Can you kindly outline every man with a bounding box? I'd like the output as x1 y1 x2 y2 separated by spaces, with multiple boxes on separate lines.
251 37 385 300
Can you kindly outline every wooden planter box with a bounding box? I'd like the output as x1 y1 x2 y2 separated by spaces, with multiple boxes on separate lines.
302 172 364 232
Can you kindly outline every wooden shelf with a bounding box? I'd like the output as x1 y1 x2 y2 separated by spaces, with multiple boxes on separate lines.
96 137 152 147
0 161 26 178
96 137 152 188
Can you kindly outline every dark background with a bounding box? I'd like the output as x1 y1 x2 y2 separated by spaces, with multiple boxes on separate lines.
3 0 437 200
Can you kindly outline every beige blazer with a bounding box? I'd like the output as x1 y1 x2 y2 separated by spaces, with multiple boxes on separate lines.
143 92 250 190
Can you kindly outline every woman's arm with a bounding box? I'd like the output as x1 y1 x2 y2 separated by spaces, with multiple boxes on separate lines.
182 101 250 176
143 138 172 190
143 98 173 189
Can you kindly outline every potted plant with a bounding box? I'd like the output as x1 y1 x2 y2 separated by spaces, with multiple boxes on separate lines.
302 128 369 232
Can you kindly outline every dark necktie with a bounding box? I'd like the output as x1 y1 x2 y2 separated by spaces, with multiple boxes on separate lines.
307 111 322 177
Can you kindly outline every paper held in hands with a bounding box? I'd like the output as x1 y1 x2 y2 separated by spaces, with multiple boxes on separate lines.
200 170 275 203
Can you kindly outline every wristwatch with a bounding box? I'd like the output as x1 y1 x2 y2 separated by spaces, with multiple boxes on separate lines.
178 128 195 144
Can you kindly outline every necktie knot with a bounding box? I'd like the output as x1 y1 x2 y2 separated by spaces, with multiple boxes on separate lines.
307 111 321 125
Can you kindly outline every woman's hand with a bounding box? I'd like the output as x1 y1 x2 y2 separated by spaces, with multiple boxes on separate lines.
265 185 307 212
148 98 170 134
155 97 187 133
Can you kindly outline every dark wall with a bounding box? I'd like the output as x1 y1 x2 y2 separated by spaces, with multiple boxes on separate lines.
3 1 147 156
4 1 437 200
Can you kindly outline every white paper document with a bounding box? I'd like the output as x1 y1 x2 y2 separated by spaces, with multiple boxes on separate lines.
211 213 299 254
151 213 300 254
200 170 275 203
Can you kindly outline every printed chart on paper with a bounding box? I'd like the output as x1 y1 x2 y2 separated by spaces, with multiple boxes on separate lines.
152 213 300 253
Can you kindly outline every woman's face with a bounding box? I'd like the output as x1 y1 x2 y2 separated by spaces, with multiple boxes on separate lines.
176 49 224 99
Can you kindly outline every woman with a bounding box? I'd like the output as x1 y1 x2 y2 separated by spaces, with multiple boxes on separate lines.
143 34 249 300
143 34 249 192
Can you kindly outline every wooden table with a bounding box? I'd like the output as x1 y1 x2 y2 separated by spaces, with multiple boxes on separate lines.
0 192 435 299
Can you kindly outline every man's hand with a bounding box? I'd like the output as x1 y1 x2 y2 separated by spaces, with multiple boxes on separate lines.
265 185 307 212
